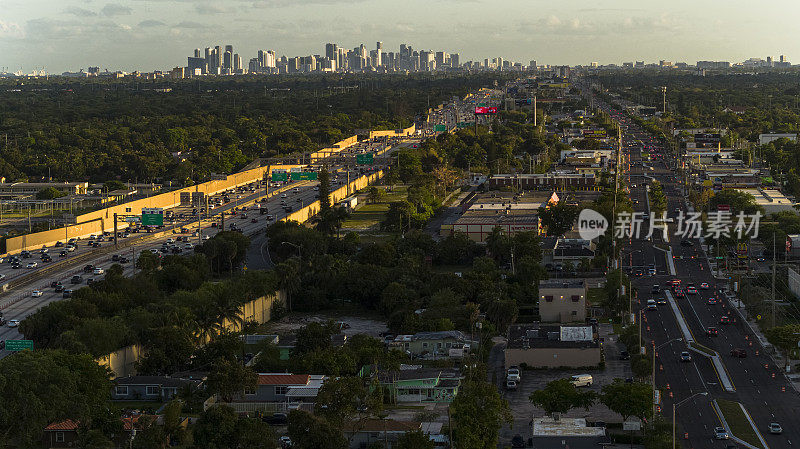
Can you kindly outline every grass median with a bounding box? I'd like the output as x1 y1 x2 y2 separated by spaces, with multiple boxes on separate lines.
716 399 764 449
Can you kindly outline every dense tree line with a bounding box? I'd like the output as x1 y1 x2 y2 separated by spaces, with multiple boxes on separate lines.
0 73 511 184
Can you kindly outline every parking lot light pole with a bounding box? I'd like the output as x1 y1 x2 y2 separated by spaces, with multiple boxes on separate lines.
673 392 707 449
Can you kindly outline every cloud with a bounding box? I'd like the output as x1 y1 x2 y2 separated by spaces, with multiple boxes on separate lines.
195 4 230 14
174 21 204 28
65 6 97 17
139 19 166 27
0 20 24 39
251 0 369 7
101 3 133 16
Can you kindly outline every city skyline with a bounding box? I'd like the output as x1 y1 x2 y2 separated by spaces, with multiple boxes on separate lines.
3 0 800 73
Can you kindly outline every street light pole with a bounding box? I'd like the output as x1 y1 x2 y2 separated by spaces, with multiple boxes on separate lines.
652 338 683 418
673 392 708 449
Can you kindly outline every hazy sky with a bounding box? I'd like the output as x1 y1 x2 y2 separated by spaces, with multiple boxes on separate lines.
2 0 799 73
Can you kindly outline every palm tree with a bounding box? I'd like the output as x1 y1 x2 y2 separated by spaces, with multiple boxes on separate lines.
276 258 301 312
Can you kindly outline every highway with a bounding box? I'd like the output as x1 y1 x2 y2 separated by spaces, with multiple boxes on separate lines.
600 101 800 448
0 136 420 357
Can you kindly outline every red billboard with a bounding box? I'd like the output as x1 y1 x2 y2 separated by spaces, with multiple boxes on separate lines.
474 106 498 114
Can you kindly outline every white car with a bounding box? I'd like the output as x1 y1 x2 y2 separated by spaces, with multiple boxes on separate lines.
0 274 5 280
714 427 729 440
31 290 43 297
149 249 160 254
93 268 104 275
26 262 38 269
66 245 76 252
507 367 521 382
7 319 20 327
184 243 193 250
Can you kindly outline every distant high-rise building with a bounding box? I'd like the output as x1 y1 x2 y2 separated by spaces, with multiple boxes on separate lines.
223 51 232 71
194 49 201 58
325 43 337 61
435 51 446 69
529 59 537 70
233 53 242 71
451 53 460 68
376 41 383 67
767 56 773 67
188 56 205 74
780 55 786 63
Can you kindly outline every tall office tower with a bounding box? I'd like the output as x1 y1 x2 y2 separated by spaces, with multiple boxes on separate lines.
223 51 232 71
214 46 222 71
781 55 786 63
435 51 446 69
267 50 277 68
258 50 265 69
194 49 201 58
497 57 504 70
529 60 537 70
233 54 242 71
484 58 490 69
400 44 407 57
767 56 773 67
450 53 460 68
325 43 337 61
376 41 383 67
369 50 378 68
382 52 389 69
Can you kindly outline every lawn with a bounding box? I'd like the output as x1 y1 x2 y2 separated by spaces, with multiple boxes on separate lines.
716 399 764 449
342 185 408 230
587 287 607 306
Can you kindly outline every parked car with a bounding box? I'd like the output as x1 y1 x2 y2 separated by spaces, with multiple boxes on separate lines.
506 367 521 382
511 434 525 448
571 374 593 387
619 350 630 360
505 379 518 391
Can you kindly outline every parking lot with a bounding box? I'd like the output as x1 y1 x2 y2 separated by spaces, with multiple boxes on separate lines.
497 323 634 442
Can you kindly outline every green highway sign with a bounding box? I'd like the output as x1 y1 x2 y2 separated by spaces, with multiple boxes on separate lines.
141 208 164 226
457 122 473 129
434 124 447 132
356 153 374 165
271 171 288 181
290 172 318 181
5 340 33 351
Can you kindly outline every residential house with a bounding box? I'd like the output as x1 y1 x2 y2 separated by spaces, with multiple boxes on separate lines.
378 365 462 404
344 420 446 449
504 323 600 369
215 373 326 413
541 238 595 266
389 331 470 359
112 376 202 401
538 279 587 323
42 420 79 449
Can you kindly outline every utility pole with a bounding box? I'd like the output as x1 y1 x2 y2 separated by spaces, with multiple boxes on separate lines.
662 86 667 114
772 230 777 328
533 95 537 127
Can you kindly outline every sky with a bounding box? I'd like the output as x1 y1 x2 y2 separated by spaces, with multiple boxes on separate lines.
2 0 800 73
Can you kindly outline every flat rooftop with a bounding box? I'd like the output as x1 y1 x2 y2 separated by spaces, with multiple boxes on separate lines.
738 189 796 207
539 279 586 289
533 418 606 437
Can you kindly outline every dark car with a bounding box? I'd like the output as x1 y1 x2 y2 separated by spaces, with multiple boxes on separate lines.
731 348 747 358
651 284 660 294
119 257 129 264
619 350 630 360
720 315 731 325
706 327 719 336
62 289 73 298
83 265 94 273
112 254 120 262
511 434 525 448
50 281 61 288
262 413 288 425
41 255 52 262
59 250 68 257
54 285 64 293
70 275 82 284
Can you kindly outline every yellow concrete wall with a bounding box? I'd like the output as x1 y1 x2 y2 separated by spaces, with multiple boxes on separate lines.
4 164 303 254
96 292 284 377
309 135 359 162
95 343 144 378
369 124 416 139
280 171 383 224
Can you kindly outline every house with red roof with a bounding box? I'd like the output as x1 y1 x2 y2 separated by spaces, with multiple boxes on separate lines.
42 419 79 448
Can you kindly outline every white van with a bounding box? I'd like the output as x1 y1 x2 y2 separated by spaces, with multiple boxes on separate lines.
571 374 593 387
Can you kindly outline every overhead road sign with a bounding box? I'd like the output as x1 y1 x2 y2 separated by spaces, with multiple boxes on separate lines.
434 125 447 132
356 153 374 165
291 172 318 181
141 208 164 226
271 171 288 181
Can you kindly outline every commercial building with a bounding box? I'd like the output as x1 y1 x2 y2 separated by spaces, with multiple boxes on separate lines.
538 279 587 323
736 189 797 215
759 133 798 145
0 181 88 199
504 323 600 369
488 173 597 191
